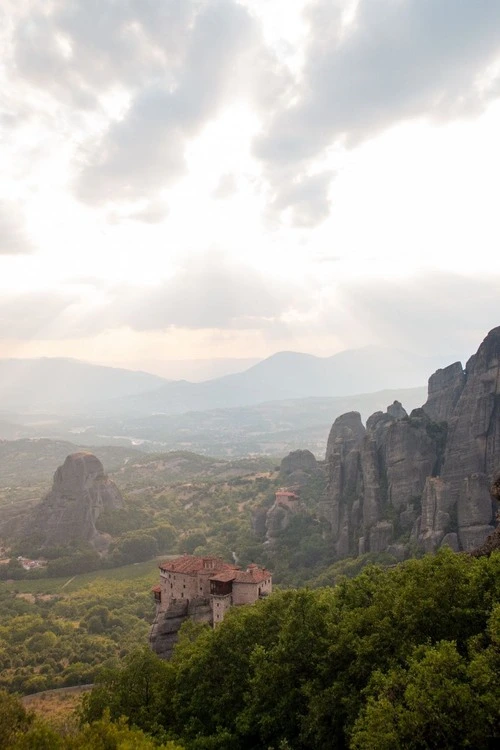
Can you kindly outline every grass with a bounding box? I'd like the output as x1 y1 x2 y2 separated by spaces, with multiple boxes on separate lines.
0 557 164 595
22 688 87 729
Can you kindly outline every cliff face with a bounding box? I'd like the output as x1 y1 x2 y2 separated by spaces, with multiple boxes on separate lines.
150 598 212 660
27 452 124 551
321 327 500 557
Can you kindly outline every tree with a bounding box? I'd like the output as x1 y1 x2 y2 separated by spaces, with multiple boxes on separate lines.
351 641 490 749
0 690 33 749
80 647 174 739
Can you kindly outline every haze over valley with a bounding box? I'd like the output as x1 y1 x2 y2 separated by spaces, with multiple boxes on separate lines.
0 345 437 455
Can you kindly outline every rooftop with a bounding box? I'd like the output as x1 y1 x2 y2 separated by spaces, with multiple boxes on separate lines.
234 566 271 584
210 571 237 583
160 555 237 576
159 556 272 584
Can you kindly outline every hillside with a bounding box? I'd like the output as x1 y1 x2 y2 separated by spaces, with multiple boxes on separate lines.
0 358 168 412
100 346 448 416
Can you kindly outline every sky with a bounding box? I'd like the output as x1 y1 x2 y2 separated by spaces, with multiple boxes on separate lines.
1 0 500 376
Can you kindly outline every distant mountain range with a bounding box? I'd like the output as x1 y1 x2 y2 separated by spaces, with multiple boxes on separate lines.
97 346 451 417
0 358 167 412
0 346 453 417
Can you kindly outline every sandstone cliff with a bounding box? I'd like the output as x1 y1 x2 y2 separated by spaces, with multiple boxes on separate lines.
26 452 124 551
321 327 500 558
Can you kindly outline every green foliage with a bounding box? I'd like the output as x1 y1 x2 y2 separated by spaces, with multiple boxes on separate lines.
0 689 33 748
81 648 174 739
111 532 159 565
0 694 183 749
179 532 207 555
95 505 151 536
76 549 500 750
0 566 156 695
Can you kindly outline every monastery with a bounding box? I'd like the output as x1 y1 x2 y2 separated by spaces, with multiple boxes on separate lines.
150 555 272 658
153 554 272 624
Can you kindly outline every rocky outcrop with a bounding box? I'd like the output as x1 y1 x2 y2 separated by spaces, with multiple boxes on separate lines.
265 502 295 540
280 449 317 476
26 452 124 551
321 326 500 558
150 598 212 660
260 449 326 542
279 449 318 488
423 363 466 422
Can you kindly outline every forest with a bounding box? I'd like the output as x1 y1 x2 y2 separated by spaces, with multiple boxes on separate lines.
1 548 500 749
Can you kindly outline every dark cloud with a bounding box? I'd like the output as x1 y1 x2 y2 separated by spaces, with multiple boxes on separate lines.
0 204 32 254
255 0 500 223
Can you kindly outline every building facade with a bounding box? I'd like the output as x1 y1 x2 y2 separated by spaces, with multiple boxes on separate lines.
153 555 272 627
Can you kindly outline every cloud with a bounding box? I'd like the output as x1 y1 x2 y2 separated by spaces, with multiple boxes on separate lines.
330 271 500 357
255 0 500 223
12 0 197 108
108 253 303 331
72 0 286 206
213 174 237 200
0 292 73 338
271 171 334 226
0 204 32 254
0 254 304 339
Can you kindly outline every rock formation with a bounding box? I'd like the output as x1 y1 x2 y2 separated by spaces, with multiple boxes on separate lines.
150 599 212 660
321 327 500 558
262 450 324 542
26 452 124 551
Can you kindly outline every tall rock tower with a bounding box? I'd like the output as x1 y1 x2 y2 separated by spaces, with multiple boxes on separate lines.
27 452 124 551
321 326 500 558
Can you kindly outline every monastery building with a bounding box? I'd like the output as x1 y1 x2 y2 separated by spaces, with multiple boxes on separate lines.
153 555 272 626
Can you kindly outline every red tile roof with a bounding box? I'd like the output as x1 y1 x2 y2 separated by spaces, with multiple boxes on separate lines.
159 556 272 584
159 555 236 576
210 571 237 583
234 566 272 584
151 585 161 593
